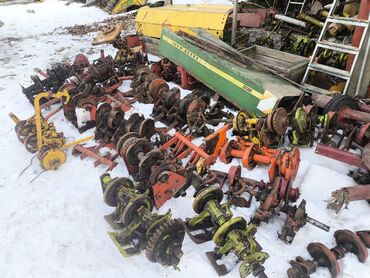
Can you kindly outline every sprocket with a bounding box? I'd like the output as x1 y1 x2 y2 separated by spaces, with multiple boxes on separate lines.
145 219 185 267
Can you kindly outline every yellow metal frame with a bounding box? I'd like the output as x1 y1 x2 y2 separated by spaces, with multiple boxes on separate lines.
112 0 146 14
34 90 70 151
34 90 94 151
135 4 232 39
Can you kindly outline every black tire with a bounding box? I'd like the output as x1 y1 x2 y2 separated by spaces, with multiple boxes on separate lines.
323 95 359 114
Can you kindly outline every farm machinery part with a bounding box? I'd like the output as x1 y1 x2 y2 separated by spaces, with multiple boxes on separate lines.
94 105 156 143
100 173 185 267
276 92 318 147
313 95 370 147
220 140 301 182
232 108 289 147
21 53 89 104
287 229 370 278
116 132 194 208
73 107 158 171
273 199 330 244
10 90 94 170
315 143 370 171
151 58 199 89
72 143 118 171
160 131 220 174
123 67 170 104
290 105 318 147
327 184 370 214
59 52 137 131
184 186 269 278
213 166 327 244
152 88 233 136
209 165 300 209
92 25 147 75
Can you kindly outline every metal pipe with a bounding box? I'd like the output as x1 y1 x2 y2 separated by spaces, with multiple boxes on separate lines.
231 0 238 46
339 106 370 123
274 14 307 28
315 143 369 170
298 13 324 28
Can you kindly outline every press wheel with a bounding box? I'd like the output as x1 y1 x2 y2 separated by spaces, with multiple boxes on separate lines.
233 110 251 131
193 185 223 214
119 195 153 225
38 148 66 170
334 229 368 263
307 242 339 278
115 132 139 153
103 177 135 207
213 217 246 246
139 118 155 139
271 107 289 135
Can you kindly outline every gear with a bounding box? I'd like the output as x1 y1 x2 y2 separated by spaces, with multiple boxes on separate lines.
138 150 165 181
125 138 151 166
95 103 112 125
115 132 140 153
145 219 185 266
271 107 289 135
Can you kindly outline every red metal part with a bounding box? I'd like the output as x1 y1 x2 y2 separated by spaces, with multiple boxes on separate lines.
152 171 187 208
177 66 197 89
72 144 118 170
221 140 300 182
357 231 370 248
307 242 340 278
237 9 276 27
104 94 132 112
160 132 217 167
44 105 63 120
346 0 370 70
126 35 142 48
315 143 369 170
328 184 370 213
338 106 370 123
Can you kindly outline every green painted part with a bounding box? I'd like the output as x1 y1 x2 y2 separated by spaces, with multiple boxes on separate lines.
158 29 302 115
159 29 265 116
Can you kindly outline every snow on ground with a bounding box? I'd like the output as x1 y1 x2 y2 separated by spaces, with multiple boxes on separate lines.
0 1 369 278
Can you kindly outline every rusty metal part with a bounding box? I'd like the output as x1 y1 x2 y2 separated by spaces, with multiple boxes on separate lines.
315 143 370 170
100 173 185 267
327 184 370 214
160 132 217 171
215 166 300 208
288 229 369 278
220 141 300 182
72 143 118 171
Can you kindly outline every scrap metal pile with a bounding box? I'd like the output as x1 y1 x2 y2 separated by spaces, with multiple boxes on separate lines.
11 50 370 276
9 3 370 276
